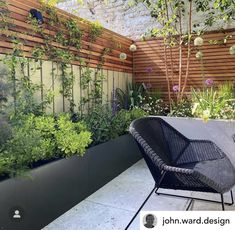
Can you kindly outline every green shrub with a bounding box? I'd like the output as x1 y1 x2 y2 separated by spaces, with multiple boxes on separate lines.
0 117 54 176
84 105 113 145
54 114 92 156
218 99 235 120
168 99 193 117
111 108 148 138
191 82 235 121
115 83 146 110
0 116 12 147
0 67 9 113
0 106 147 178
0 114 92 177
0 155 14 177
138 95 168 115
2 127 55 167
84 105 148 145
218 82 235 100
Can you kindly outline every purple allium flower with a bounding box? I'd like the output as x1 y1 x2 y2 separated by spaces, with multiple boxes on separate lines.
146 83 152 89
205 78 214 86
145 67 153 73
111 90 118 115
172 85 179 92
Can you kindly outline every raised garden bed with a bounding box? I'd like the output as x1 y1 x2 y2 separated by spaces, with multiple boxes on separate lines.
0 134 142 230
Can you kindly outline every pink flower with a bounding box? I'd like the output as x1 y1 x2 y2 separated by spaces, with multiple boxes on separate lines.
205 79 213 86
145 67 153 73
172 85 179 92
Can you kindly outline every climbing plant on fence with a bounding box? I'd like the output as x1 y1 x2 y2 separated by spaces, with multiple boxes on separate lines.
0 0 52 115
27 2 105 113
0 0 118 115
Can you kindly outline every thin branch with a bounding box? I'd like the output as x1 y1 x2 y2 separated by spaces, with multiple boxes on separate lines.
180 0 192 99
165 0 174 90
178 2 183 101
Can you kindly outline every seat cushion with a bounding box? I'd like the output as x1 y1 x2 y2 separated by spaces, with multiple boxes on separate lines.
192 157 235 193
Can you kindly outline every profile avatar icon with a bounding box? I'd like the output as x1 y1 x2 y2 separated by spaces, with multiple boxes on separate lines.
9 206 24 222
13 210 21 219
143 214 156 229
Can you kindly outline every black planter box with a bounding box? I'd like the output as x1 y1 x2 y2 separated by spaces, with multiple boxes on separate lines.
0 134 142 230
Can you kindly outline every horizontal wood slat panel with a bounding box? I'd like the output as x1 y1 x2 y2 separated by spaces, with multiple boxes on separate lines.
0 41 132 72
7 0 132 45
1 0 134 73
134 29 235 96
6 0 132 48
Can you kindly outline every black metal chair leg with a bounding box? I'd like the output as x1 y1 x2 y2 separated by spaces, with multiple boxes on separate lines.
221 194 225 211
186 199 194 211
229 190 234 206
125 185 156 230
221 191 234 210
125 172 166 230
156 191 234 206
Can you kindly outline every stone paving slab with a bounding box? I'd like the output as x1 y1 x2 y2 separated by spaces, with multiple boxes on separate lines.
43 160 235 230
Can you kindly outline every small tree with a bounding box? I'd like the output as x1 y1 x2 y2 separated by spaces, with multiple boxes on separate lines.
129 0 235 108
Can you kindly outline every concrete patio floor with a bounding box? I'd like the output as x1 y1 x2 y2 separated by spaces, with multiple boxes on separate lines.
43 159 235 230
43 117 235 230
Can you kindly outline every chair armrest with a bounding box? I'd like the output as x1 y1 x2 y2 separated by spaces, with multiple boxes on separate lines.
163 165 193 174
190 139 219 145
163 164 218 190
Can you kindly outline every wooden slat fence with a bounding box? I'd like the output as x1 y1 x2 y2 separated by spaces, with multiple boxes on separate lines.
0 55 132 113
1 0 133 72
0 0 133 113
134 30 235 98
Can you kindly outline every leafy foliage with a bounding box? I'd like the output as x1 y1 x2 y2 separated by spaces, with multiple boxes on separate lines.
0 116 12 147
84 105 147 146
168 99 193 118
88 21 103 42
1 37 54 116
129 0 235 103
191 82 235 120
1 115 55 176
0 114 92 177
219 99 235 120
54 114 92 156
83 105 113 145
27 3 104 112
111 108 148 138
115 83 146 110
138 95 169 116
0 67 10 112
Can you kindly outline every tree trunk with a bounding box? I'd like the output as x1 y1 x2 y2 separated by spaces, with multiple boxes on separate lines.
178 4 183 102
180 0 193 100
163 42 171 109
165 0 175 89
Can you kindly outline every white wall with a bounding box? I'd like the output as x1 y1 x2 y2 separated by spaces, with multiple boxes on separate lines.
57 0 235 39
57 0 158 39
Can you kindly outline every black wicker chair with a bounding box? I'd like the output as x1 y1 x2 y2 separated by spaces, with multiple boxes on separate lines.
126 117 235 229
